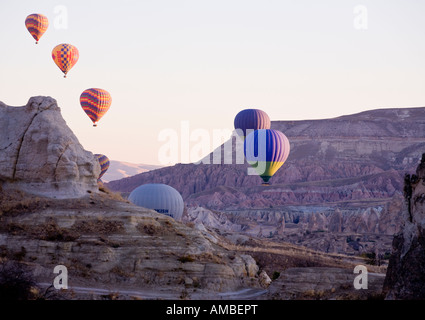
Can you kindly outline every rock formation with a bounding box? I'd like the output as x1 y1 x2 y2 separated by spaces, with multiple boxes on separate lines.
383 154 425 299
0 96 100 198
183 206 243 232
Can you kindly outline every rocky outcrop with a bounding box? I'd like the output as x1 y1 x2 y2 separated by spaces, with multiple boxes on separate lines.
183 206 243 232
328 209 343 233
0 96 100 198
383 155 425 299
0 191 262 299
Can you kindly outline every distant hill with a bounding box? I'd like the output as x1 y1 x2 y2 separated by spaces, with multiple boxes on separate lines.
107 106 425 207
101 161 162 183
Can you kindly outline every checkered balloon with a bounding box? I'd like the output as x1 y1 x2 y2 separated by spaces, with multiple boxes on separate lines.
52 44 79 77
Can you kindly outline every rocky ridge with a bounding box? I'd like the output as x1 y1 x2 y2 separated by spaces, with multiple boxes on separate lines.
0 97 100 198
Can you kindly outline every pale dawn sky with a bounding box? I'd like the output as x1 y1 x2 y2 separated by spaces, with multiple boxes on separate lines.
1 0 425 165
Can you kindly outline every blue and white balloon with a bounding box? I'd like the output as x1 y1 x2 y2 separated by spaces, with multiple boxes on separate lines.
128 183 184 221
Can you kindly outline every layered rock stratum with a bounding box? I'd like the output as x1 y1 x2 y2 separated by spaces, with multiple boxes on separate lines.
0 97 100 198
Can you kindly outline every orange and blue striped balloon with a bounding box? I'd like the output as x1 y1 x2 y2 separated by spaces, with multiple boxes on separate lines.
25 14 49 44
80 88 112 127
94 154 110 181
52 44 79 77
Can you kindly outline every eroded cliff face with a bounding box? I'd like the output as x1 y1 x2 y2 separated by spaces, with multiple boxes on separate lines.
0 96 100 198
383 155 425 299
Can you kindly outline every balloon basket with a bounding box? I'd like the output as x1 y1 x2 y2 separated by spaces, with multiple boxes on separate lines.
261 183 270 186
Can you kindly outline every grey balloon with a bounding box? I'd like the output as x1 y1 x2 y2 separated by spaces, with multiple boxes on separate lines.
128 183 184 221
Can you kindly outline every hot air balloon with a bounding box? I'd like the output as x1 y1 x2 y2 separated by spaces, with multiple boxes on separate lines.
244 129 290 185
234 109 271 139
52 44 79 77
25 14 49 44
80 88 112 127
94 154 110 181
128 184 184 221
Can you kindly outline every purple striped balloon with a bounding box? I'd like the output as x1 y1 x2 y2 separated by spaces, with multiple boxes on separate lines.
234 109 271 138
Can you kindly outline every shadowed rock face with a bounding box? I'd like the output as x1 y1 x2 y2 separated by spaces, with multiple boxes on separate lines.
0 96 100 198
383 155 425 299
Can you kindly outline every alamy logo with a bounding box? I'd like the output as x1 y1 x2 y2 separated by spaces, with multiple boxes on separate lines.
353 5 368 30
157 121 270 175
353 265 368 289
53 265 68 290
53 5 68 30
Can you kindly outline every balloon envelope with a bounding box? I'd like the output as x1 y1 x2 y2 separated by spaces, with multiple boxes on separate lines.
52 44 79 77
234 109 271 138
129 184 184 221
244 129 290 184
25 14 49 43
94 154 110 181
80 88 112 127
